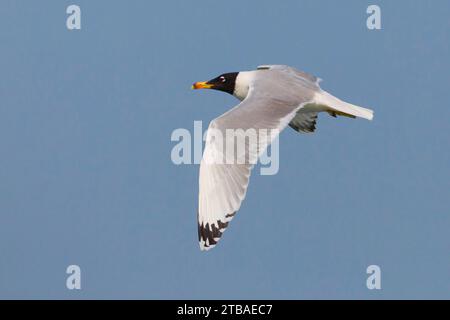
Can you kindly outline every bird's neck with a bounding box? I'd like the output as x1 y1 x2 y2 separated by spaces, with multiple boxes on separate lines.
233 71 254 101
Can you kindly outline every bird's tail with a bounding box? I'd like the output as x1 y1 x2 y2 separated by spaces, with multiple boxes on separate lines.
315 90 374 121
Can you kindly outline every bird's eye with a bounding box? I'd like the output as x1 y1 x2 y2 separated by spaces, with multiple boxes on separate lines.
220 76 226 82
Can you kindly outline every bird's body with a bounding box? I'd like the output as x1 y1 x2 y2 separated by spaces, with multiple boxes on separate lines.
192 65 373 251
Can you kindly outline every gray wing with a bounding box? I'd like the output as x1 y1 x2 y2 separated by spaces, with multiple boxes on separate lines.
289 111 318 133
257 65 322 87
258 66 369 133
198 68 317 250
259 65 322 134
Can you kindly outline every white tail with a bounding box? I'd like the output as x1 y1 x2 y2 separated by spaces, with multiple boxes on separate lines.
315 91 374 121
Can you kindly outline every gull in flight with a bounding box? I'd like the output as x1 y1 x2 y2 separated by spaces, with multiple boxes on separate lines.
192 65 373 251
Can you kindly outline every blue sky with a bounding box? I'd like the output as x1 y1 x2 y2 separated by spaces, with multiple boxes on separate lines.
0 0 449 299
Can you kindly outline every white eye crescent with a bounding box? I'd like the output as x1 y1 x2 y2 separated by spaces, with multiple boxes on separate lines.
220 76 226 82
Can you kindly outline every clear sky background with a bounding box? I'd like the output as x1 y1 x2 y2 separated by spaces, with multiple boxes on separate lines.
0 0 449 299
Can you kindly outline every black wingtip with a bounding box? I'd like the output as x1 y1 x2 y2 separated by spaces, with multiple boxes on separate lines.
198 212 236 251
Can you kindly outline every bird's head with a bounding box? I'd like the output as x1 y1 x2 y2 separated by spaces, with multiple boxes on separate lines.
192 72 239 96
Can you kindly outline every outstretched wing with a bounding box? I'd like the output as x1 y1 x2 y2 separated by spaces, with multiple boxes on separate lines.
198 69 317 250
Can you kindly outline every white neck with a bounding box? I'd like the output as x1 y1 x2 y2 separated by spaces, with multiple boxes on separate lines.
233 71 255 101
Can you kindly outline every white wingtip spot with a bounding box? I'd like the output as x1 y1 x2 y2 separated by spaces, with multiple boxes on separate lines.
199 241 215 251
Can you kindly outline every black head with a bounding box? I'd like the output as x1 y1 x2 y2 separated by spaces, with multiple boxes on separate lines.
192 72 239 95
